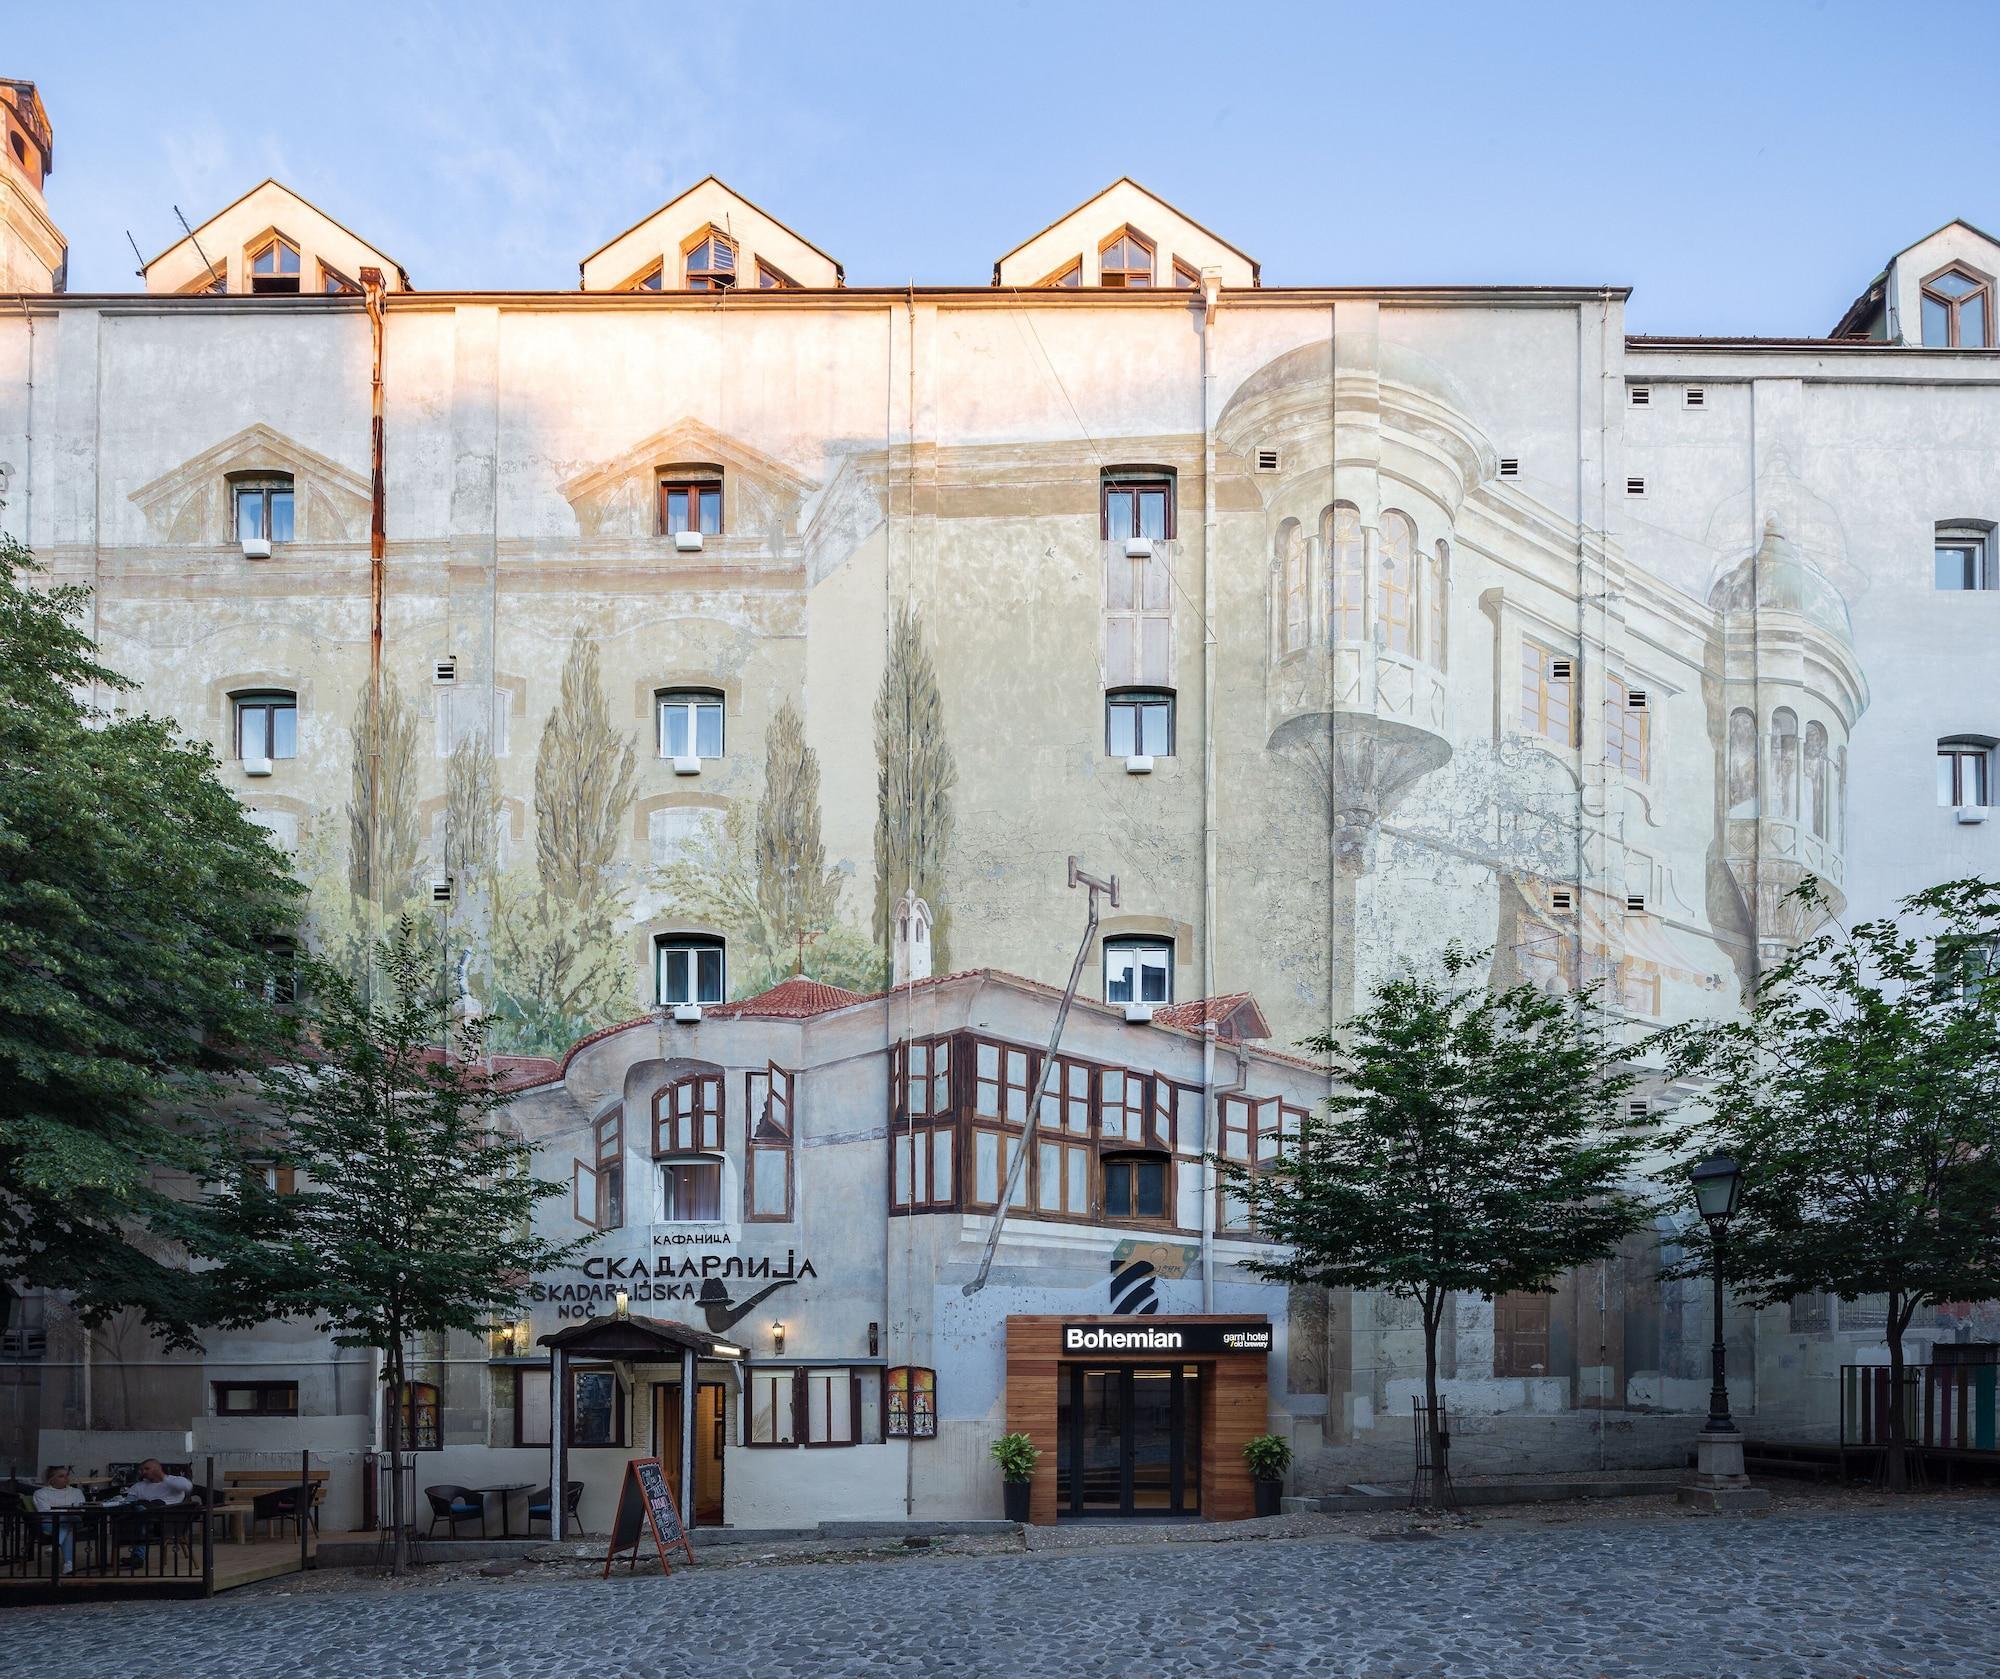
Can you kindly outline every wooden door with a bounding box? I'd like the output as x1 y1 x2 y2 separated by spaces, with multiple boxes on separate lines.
1493 1292 1551 1379
653 1382 726 1526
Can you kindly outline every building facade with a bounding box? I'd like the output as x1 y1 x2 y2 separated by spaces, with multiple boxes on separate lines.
3 74 1998 1526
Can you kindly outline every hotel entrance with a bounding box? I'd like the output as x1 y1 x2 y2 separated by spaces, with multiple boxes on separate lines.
1056 1364 1202 1516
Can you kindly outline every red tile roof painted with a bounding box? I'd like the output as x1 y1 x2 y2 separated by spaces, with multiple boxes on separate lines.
704 975 866 1019
1151 993 1272 1040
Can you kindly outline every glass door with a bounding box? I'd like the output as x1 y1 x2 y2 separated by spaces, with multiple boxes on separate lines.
1056 1364 1202 1516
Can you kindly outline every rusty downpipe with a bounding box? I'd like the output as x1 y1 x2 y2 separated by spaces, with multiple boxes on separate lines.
361 267 387 956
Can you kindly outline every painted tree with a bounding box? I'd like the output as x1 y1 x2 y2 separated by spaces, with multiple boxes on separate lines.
872 603 957 971
0 535 304 1342
228 920 582 1570
1661 876 2000 1489
443 728 500 884
534 629 636 909
1217 945 1652 1500
346 669 422 912
756 698 843 971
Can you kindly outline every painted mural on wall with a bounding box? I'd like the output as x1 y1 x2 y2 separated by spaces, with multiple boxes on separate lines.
872 603 957 975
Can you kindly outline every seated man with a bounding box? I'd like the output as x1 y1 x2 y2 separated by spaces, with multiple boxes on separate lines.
32 1466 83 1575
118 1458 194 1569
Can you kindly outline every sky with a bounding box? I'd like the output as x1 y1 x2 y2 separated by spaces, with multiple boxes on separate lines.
14 1 1997 335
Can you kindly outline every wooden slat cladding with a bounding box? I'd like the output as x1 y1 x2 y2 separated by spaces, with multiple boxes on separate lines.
1003 1314 1271 1524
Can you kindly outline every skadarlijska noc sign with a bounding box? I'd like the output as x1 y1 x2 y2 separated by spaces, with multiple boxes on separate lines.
1062 1321 1272 1356
531 1249 819 1321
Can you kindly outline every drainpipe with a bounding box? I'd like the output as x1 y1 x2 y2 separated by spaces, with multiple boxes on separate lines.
1198 271 1222 1312
361 268 387 953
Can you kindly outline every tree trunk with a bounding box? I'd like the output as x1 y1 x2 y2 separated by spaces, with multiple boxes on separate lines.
1882 1293 1909 1493
386 1345 407 1574
1421 1288 1447 1507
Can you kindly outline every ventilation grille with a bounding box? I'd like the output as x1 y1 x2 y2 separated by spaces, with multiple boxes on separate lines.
1627 689 1649 712
1629 386 1651 407
1625 476 1647 497
1625 892 1646 914
433 656 458 686
1499 457 1520 478
1551 887 1575 912
1255 448 1281 473
431 875 455 906
1683 386 1706 409
1627 1098 1651 1122
1549 656 1574 683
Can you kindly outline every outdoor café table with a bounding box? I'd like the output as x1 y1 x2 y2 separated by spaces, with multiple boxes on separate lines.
474 1484 533 1539
207 1502 254 1545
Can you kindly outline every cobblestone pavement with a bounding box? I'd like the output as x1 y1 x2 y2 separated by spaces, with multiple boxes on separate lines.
11 1504 1995 1678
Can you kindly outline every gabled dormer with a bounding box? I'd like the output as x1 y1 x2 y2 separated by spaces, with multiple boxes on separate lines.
1830 220 1997 347
142 179 410 296
992 178 1257 290
580 177 842 292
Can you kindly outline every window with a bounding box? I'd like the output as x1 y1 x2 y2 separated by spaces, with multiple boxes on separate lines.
568 1366 625 1447
249 234 301 294
1427 540 1449 668
1101 473 1175 541
213 1381 298 1417
1938 738 1993 807
259 938 299 1006
390 1381 440 1451
657 936 726 1006
575 1108 624 1231
658 689 724 759
756 259 797 289
892 1037 956 1212
658 475 723 537
683 228 736 291
248 1159 296 1195
234 691 297 761
1106 688 1174 757
513 1368 551 1448
1276 519 1309 654
1098 228 1155 288
1920 266 1991 349
1172 257 1200 289
319 263 359 295
1327 504 1364 641
748 1368 797 1444
1938 934 1999 1010
1521 642 1575 744
1935 525 1994 590
1603 675 1649 779
746 1366 884 1447
658 1157 723 1222
1379 511 1415 655
1102 1152 1169 1221
745 1063 795 1221
653 1073 724 1154
1215 1097 1297 1234
1104 939 1173 1006
626 262 664 292
235 477 295 544
1804 721 1830 838
1039 257 1082 288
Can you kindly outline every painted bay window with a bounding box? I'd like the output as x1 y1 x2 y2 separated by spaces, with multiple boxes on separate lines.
1216 1097 1302 1235
1104 938 1173 1005
574 1107 624 1231
890 1036 955 1211
657 689 724 759
1326 503 1364 641
233 691 297 761
1521 641 1575 745
656 935 726 1006
1603 676 1649 779
1378 511 1415 655
653 1074 723 1155
745 1063 795 1221
1105 688 1174 758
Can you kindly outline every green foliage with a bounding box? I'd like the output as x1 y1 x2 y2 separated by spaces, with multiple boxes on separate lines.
1242 1432 1293 1481
1219 945 1653 1454
486 866 634 1055
534 630 636 909
872 604 956 971
0 535 304 1343
989 1431 1039 1482
1660 877 2000 1474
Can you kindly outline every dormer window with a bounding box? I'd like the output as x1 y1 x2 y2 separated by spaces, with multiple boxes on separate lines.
756 259 798 289
1098 228 1155 288
658 470 723 537
683 229 737 292
235 476 295 544
1172 258 1200 289
1039 258 1082 288
625 262 664 292
1921 266 1991 348
320 263 360 295
249 235 301 295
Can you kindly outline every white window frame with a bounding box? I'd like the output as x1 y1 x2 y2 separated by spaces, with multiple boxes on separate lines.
1104 939 1173 1006
657 936 727 1005
657 690 725 761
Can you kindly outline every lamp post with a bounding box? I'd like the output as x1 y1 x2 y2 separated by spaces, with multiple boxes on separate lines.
1678 1151 1768 1510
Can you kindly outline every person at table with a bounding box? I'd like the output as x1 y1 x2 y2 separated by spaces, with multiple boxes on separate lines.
33 1466 83 1575
118 1459 193 1568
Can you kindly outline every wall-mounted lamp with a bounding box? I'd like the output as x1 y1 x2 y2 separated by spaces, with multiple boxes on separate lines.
771 1321 786 1356
615 1289 630 1320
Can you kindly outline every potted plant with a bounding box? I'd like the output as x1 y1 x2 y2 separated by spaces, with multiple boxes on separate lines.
990 1432 1038 1522
1243 1432 1292 1517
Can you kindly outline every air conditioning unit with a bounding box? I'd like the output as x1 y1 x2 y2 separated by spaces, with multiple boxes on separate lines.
1956 805 1989 825
672 754 701 777
1125 754 1154 775
1124 536 1154 559
674 530 704 553
241 537 272 560
672 1003 703 1024
1124 1003 1155 1024
242 755 274 777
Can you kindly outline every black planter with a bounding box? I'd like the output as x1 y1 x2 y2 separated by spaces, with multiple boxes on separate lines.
1003 1479 1031 1522
1253 1477 1283 1518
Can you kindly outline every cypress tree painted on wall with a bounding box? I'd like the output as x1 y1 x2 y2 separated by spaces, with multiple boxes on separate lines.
872 603 956 972
534 629 635 909
345 669 422 912
756 697 842 968
443 727 500 883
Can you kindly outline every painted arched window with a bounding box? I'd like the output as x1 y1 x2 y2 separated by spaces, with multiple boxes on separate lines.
1804 722 1829 838
1276 518 1308 654
1378 512 1415 655
1770 708 1800 822
1426 540 1449 668
1325 504 1364 641
1726 708 1759 816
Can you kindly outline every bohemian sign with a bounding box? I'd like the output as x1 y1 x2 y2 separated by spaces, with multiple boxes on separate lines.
1061 1321 1272 1356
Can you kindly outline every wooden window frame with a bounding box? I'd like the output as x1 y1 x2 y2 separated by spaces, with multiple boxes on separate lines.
621 260 664 292
318 262 359 295
391 1380 441 1451
745 1063 795 1223
656 474 724 538
652 1073 724 1155
756 258 798 289
1603 674 1650 780
1099 473 1177 541
512 1366 552 1448
213 1380 298 1418
1104 687 1175 758
566 1364 627 1449
1097 226 1156 288
232 690 298 761
1100 1149 1172 1225
1919 262 1993 349
1035 256 1082 288
1520 639 1577 745
681 226 738 292
972 1038 1034 1125
1216 1097 1296 1234
1172 257 1201 289
248 233 302 293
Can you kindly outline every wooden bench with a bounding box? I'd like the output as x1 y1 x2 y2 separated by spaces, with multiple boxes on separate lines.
218 1470 329 1539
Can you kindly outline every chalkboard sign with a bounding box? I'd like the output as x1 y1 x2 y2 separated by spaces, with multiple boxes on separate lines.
601 1456 696 1578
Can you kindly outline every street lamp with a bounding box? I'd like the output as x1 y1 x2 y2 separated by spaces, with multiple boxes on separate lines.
1690 1151 1742 1433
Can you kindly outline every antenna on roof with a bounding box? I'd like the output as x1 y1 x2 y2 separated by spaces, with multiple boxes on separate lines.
123 230 146 278
172 205 220 291
961 856 1120 1298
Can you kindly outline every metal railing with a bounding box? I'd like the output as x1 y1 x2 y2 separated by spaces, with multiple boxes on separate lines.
1 1501 214 1587
1840 1364 1999 1455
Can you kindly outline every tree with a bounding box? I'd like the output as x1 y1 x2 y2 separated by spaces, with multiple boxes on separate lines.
1218 945 1652 1500
1662 877 2000 1489
872 604 956 971
231 919 583 1569
0 536 304 1343
756 697 842 966
346 669 422 913
534 630 635 909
